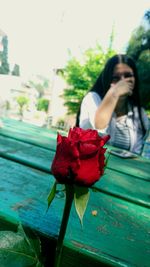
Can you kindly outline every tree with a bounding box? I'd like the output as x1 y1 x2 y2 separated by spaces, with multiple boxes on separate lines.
12 64 20 76
126 9 150 107
16 95 29 120
144 10 150 24
136 50 150 107
127 10 150 61
0 36 9 74
28 75 50 98
36 98 49 112
62 44 116 115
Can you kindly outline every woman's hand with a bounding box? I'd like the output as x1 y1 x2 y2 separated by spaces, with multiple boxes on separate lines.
95 78 134 129
111 79 134 98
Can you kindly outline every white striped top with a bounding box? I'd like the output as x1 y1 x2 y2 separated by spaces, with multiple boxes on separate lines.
113 115 130 150
79 92 150 154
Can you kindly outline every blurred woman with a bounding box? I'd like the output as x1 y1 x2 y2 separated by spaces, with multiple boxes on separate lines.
76 54 150 154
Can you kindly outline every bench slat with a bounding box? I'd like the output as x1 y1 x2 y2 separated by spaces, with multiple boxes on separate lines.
0 156 150 267
0 135 149 208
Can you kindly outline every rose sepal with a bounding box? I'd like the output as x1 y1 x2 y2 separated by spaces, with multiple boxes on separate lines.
74 185 90 226
47 182 90 227
47 181 57 210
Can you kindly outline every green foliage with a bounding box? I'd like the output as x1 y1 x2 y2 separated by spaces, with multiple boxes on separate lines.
16 95 29 118
29 76 50 98
126 10 150 108
36 98 49 112
0 36 9 74
0 224 44 267
56 118 66 129
127 25 150 61
127 9 150 61
62 44 116 115
5 100 11 110
12 64 20 76
16 95 29 108
137 50 150 107
144 10 150 25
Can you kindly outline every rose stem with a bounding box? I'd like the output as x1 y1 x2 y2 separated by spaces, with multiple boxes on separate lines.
54 184 74 267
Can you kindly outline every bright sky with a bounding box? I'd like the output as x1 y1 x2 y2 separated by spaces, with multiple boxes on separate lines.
0 0 149 79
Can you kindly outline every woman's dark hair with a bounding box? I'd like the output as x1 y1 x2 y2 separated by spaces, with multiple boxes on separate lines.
76 54 145 133
90 54 139 102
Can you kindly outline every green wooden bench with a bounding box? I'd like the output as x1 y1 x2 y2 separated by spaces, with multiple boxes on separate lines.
0 134 149 209
0 118 150 267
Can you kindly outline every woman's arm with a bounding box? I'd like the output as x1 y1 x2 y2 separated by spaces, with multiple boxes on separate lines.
95 80 133 129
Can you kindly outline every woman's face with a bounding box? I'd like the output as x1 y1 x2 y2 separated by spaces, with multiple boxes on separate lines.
112 63 135 90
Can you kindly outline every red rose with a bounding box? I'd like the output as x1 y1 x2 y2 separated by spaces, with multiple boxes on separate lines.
51 127 110 187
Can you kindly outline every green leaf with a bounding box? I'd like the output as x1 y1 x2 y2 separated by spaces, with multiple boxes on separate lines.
74 185 90 226
0 224 44 267
47 181 57 210
104 148 111 169
20 225 41 261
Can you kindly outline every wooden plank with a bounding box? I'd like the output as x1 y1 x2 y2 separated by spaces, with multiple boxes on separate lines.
0 129 150 182
0 135 55 173
0 135 150 208
107 152 150 181
1 118 150 181
96 168 150 208
0 157 150 267
63 192 150 267
0 117 58 150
